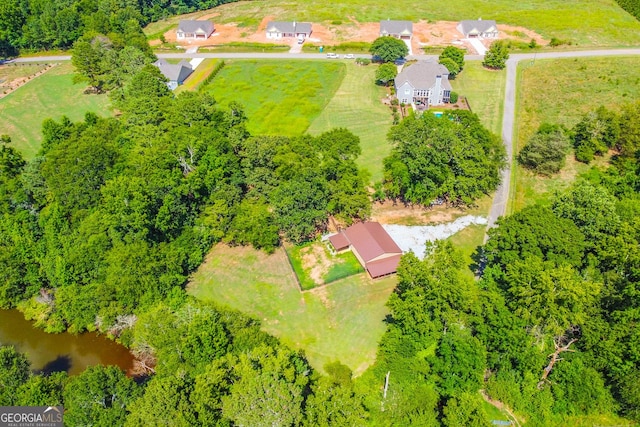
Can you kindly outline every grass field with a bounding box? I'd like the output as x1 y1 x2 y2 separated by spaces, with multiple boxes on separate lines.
512 56 640 211
451 61 506 136
0 63 111 159
307 63 392 182
201 60 345 136
187 244 397 375
145 0 640 47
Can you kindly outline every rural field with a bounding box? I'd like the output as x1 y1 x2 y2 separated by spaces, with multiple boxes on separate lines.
0 63 111 159
307 62 392 182
512 56 640 211
187 244 397 376
202 59 345 136
451 61 506 136
145 0 640 47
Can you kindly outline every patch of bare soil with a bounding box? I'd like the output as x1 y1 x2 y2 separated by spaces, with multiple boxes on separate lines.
370 200 474 225
0 63 57 99
300 243 332 285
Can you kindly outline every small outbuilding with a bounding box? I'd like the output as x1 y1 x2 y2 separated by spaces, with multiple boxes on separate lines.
379 20 413 40
329 222 403 278
154 59 193 90
176 20 215 40
457 18 498 38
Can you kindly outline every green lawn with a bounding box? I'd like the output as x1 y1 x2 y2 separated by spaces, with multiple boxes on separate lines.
286 241 364 290
187 244 397 376
451 61 506 136
202 60 345 136
308 63 392 182
0 63 111 159
513 56 640 210
147 0 640 47
175 58 220 93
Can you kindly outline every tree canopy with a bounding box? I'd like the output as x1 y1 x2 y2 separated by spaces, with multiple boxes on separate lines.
370 37 409 62
381 111 505 206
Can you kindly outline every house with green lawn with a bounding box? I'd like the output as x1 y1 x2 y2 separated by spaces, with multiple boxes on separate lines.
395 61 451 108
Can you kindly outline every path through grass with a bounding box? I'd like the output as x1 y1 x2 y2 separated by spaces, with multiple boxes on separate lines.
513 56 640 210
188 244 397 376
202 59 344 136
0 63 111 159
308 62 392 182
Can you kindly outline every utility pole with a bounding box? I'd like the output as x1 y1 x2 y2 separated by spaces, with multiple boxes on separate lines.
381 371 390 411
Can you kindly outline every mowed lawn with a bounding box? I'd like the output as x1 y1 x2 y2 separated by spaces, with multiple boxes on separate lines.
202 60 345 136
187 244 397 376
307 62 392 182
0 63 111 159
451 61 506 136
513 56 640 210
150 0 640 47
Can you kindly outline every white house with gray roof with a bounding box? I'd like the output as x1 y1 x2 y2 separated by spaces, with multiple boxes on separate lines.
457 19 498 38
176 20 215 40
394 61 451 108
265 21 312 40
154 59 193 90
379 20 413 40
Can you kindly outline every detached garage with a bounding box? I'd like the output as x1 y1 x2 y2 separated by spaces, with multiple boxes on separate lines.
329 222 403 278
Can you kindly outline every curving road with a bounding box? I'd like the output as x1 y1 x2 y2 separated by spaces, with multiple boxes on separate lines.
9 48 640 232
484 48 640 238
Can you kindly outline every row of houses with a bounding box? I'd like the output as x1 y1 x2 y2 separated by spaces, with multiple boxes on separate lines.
174 18 499 42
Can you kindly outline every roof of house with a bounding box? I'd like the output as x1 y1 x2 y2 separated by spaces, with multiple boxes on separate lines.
343 222 402 263
266 21 312 34
394 61 452 91
458 19 498 35
367 254 402 278
379 20 413 36
154 59 193 83
177 20 215 34
329 233 350 251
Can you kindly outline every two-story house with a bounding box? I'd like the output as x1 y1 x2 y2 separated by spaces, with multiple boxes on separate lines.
394 61 452 108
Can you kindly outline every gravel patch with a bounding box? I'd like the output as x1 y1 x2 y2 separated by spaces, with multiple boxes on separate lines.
383 215 487 259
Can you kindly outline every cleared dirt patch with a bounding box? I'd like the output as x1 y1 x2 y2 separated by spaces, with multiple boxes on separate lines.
300 243 332 284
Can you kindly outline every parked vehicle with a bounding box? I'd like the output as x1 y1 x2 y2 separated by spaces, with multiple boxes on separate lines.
343 54 355 59
326 53 339 58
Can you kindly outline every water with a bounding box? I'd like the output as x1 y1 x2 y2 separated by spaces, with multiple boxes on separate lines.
0 309 135 375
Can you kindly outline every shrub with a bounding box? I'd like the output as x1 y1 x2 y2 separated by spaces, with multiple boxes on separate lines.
449 92 459 104
518 123 570 175
483 41 509 70
355 57 371 66
549 37 572 47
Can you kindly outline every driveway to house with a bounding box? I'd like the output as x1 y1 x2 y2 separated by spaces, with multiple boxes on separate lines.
484 47 640 239
465 38 487 55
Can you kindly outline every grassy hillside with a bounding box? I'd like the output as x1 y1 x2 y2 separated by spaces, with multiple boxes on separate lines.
0 63 111 159
451 61 506 136
307 62 392 182
202 60 345 136
513 56 640 210
146 0 640 47
187 244 397 376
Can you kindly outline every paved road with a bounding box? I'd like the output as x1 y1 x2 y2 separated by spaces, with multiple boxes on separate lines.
483 48 640 239
9 47 640 233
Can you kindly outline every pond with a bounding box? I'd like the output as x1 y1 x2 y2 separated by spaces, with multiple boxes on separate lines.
0 309 135 375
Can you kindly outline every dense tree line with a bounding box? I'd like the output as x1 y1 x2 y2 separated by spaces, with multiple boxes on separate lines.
0 0 239 57
381 110 505 206
0 63 368 334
